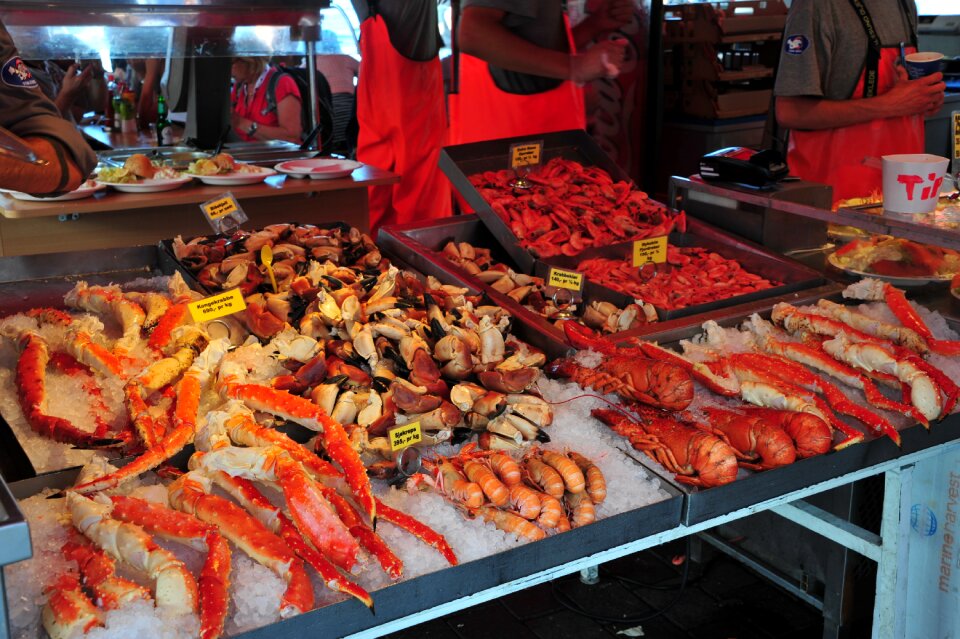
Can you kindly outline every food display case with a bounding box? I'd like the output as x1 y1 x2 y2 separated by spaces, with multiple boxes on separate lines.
2 215 959 639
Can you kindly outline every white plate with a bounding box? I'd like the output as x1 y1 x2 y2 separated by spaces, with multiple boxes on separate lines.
275 159 361 180
98 176 194 193
184 166 276 186
827 252 954 288
2 181 107 202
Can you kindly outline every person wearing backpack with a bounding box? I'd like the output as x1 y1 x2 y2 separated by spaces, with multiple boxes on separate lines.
264 62 336 152
230 56 303 144
353 0 451 232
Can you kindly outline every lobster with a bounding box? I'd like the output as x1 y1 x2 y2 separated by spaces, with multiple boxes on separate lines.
698 407 797 470
592 408 738 488
545 321 693 411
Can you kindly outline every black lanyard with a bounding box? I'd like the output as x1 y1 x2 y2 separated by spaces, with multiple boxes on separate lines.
847 0 918 98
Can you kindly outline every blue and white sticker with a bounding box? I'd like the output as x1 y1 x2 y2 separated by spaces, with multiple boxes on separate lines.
911 503 938 537
1 57 37 88
784 34 810 55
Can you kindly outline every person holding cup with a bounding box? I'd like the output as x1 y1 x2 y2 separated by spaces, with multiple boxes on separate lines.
773 0 945 204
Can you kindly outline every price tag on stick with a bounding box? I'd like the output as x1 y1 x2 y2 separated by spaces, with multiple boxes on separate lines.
632 236 668 281
508 140 543 189
389 421 423 451
188 288 247 323
547 267 584 292
952 110 960 177
200 191 249 235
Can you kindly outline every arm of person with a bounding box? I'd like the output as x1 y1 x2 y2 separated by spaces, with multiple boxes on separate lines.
0 24 96 194
0 136 88 194
136 58 164 131
776 69 946 130
459 6 626 83
54 63 93 121
233 94 303 144
573 0 633 49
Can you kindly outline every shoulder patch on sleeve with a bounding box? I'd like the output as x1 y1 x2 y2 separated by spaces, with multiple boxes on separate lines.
784 35 810 55
2 57 38 88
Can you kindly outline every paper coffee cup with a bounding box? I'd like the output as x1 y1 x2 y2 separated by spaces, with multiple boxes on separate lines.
881 154 949 215
905 52 944 79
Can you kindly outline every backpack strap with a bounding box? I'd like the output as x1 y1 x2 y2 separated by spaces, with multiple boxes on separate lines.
261 68 283 116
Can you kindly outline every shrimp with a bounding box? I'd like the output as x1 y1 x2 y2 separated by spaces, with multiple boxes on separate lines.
508 484 542 520
541 450 585 494
523 456 565 499
462 459 509 507
489 452 522 486
567 452 606 504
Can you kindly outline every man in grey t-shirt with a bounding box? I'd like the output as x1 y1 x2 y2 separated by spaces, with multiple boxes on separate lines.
452 0 631 143
772 0 944 201
460 0 630 93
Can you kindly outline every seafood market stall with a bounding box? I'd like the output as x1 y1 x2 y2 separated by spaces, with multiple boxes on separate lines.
2 130 960 639
1 222 959 639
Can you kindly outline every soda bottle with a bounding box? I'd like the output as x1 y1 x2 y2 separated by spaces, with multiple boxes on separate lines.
156 94 173 146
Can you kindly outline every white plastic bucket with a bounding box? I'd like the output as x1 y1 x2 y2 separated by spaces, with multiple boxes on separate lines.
881 154 949 215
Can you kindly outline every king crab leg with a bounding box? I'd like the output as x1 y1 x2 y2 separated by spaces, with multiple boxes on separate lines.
62 530 152 610
191 446 360 572
65 492 199 613
41 573 101 639
70 339 230 495
109 495 230 639
208 471 375 611
748 317 929 429
843 278 960 356
218 378 376 526
821 334 942 423
64 282 146 355
11 332 117 447
772 303 957 419
168 470 315 617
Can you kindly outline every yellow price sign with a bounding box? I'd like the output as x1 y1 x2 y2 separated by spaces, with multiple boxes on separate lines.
389 421 422 451
548 267 584 292
953 111 960 161
510 141 543 170
202 195 239 220
632 236 668 267
188 288 247 323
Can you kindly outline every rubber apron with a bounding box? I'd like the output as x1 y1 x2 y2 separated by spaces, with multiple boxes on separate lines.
356 13 451 231
449 17 586 145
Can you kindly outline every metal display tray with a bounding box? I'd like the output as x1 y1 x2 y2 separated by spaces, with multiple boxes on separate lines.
377 216 577 358
439 129 637 272
0 245 191 483
544 216 830 321
378 215 835 348
159 223 572 362
0 475 31 571
5 465 682 639
636 304 960 526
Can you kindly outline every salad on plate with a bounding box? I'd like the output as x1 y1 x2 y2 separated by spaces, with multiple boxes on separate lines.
187 153 263 176
97 153 182 184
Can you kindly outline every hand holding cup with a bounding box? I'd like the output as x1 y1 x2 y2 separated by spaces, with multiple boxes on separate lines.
904 52 944 80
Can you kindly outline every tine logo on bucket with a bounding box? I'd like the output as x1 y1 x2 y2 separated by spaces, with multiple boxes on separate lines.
2 57 37 88
784 35 809 55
